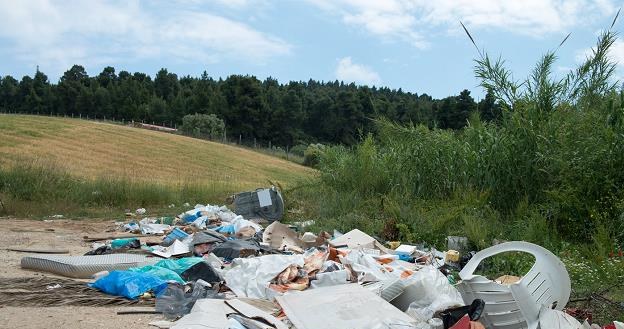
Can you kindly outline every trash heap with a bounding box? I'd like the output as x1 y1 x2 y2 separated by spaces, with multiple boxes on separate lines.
17 189 624 329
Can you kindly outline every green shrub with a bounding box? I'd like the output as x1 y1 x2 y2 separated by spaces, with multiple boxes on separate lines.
289 144 307 157
303 143 325 167
180 113 225 139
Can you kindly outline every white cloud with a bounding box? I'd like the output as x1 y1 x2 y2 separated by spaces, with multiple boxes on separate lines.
212 0 251 9
309 0 617 47
335 57 381 85
0 0 291 77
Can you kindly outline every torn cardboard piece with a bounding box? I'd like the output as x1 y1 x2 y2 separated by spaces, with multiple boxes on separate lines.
263 221 303 250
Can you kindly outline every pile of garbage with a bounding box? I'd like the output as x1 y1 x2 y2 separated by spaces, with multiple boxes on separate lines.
17 188 624 329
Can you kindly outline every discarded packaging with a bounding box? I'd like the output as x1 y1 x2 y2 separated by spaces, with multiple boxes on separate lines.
156 280 218 320
152 240 191 259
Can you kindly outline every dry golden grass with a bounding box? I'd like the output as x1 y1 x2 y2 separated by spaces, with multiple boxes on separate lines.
0 114 315 189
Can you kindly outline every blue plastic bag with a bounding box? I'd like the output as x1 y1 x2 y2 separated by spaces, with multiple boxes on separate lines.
90 270 168 299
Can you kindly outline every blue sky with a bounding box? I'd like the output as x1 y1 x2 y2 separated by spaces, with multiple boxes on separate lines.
0 0 622 99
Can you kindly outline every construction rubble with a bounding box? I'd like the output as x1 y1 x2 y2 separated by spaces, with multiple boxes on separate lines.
8 188 624 329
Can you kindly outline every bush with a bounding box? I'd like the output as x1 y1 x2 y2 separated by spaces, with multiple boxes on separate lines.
180 113 225 139
303 143 325 167
289 144 307 157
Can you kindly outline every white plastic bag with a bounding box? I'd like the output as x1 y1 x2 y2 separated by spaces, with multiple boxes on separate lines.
224 254 304 299
402 266 464 320
539 305 584 329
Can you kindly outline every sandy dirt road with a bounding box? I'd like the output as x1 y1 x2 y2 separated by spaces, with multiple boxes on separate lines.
0 218 165 329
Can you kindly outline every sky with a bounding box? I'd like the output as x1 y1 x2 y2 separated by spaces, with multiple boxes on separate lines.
0 0 623 99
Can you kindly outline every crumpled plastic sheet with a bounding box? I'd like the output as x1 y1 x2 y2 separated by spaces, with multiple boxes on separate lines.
139 218 172 234
339 250 394 283
154 257 205 274
224 254 304 299
181 204 239 224
230 216 262 233
129 265 185 283
539 305 593 329
310 269 350 289
191 216 208 229
403 266 464 321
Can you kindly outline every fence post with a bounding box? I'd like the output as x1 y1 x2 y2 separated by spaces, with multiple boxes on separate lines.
254 138 256 148
239 134 241 145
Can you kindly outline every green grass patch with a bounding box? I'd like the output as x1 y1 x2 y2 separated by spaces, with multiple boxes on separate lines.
0 161 241 218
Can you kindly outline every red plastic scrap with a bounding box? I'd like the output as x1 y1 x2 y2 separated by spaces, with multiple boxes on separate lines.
449 315 486 329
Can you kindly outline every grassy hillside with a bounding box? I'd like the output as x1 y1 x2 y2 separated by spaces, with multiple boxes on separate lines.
0 114 315 216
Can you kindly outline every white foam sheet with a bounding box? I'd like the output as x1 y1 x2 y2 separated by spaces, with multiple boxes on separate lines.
224 254 304 299
276 284 416 329
170 299 229 329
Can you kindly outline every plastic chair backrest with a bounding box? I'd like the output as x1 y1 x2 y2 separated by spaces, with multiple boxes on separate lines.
457 241 571 329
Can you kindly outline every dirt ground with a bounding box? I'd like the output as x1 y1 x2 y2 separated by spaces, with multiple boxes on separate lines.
0 218 167 329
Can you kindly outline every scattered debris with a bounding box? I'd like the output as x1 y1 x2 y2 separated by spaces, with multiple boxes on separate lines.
8 190 621 329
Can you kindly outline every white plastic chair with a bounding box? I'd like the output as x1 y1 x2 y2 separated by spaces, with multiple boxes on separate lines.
456 241 571 329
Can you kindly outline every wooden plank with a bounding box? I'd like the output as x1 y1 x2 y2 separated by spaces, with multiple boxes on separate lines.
6 247 69 254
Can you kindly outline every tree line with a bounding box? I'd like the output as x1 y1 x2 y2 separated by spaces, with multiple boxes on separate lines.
0 65 500 147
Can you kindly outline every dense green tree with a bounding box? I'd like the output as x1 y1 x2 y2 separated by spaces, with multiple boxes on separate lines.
57 65 89 115
0 65 480 147
154 68 179 102
0 75 19 111
478 89 502 122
